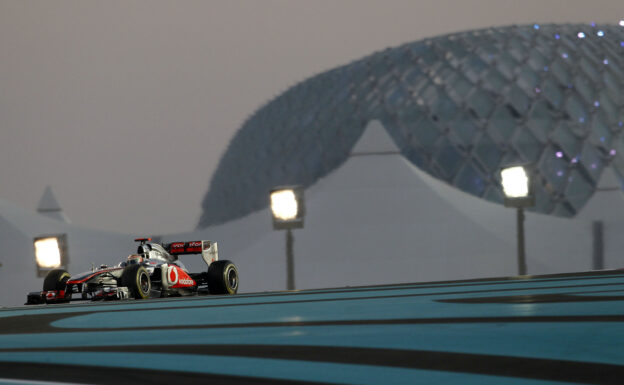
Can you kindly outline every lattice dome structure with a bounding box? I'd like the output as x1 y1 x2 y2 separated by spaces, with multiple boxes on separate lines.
199 23 624 228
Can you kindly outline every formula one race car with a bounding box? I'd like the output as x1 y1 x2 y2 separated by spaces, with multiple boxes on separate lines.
26 238 238 304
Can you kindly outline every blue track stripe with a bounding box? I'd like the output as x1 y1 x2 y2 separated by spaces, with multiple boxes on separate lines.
0 322 622 366
49 294 624 330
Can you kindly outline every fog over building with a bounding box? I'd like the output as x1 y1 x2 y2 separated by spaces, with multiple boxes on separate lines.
2 23 624 307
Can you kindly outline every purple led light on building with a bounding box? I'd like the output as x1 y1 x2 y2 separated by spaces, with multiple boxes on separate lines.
556 151 563 158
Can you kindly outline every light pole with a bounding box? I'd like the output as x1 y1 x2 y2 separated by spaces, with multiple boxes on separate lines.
500 165 535 276
270 186 305 290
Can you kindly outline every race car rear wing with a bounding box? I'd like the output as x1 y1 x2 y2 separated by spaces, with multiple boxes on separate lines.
165 240 218 266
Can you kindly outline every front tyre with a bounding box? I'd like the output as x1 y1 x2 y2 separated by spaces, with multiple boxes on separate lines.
42 269 71 303
43 269 70 291
121 264 151 299
208 260 238 295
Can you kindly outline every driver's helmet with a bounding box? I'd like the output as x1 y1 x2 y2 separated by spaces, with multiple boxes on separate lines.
127 254 143 265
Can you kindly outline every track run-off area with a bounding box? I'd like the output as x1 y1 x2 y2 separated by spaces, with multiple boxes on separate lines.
0 270 622 385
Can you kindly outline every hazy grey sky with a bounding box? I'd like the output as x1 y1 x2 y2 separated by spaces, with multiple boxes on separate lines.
0 0 622 234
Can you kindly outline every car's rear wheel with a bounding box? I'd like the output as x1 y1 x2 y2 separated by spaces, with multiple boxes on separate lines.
208 260 238 295
121 264 151 299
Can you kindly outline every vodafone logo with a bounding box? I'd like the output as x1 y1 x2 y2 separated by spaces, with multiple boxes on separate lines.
166 265 196 287
167 266 179 285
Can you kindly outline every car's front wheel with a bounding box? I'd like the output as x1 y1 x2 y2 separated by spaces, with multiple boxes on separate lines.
43 269 70 292
121 264 151 299
42 269 71 303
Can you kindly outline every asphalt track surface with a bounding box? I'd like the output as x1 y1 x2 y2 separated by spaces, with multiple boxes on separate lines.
0 270 622 385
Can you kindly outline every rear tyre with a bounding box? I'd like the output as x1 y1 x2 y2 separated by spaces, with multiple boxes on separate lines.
121 264 151 299
208 260 238 295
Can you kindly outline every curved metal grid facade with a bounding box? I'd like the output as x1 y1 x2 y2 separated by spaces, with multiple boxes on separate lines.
199 23 624 228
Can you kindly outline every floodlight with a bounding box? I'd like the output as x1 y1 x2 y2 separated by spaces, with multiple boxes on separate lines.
34 234 68 277
271 190 298 221
500 165 535 276
35 238 61 268
501 165 535 208
270 185 305 290
270 186 305 230
501 166 529 198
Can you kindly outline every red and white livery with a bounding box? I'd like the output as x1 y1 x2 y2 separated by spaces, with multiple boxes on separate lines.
26 238 238 304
